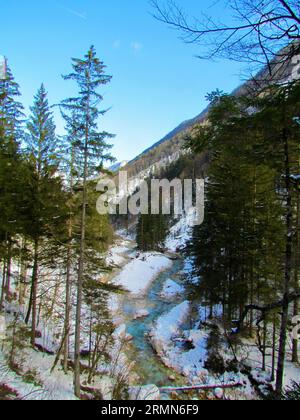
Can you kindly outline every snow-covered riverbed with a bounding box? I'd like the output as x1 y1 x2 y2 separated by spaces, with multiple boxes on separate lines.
107 230 211 392
108 220 300 400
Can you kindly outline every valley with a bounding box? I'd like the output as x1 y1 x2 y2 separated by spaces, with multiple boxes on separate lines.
1 0 300 402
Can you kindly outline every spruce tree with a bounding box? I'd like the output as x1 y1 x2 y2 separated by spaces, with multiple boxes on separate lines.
0 65 25 307
61 46 115 397
24 84 66 346
187 83 300 395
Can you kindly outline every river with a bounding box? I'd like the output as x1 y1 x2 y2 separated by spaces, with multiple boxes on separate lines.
111 239 190 390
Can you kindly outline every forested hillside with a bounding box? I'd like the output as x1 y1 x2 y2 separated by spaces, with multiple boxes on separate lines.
0 48 122 400
124 44 297 181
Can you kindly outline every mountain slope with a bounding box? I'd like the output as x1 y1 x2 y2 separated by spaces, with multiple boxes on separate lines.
124 51 296 179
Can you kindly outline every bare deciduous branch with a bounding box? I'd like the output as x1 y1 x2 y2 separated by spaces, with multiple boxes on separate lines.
151 0 300 71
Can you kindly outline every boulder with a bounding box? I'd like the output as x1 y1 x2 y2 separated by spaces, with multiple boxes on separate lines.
112 324 126 339
214 388 224 400
134 310 150 320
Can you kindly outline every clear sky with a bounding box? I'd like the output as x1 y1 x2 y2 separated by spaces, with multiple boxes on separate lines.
1 0 246 162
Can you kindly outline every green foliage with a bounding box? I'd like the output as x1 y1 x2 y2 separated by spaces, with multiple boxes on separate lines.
60 46 115 178
136 212 169 252
187 81 300 323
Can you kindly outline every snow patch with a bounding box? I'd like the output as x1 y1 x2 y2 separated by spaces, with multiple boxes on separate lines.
160 279 185 300
150 301 190 356
129 385 160 400
113 253 172 297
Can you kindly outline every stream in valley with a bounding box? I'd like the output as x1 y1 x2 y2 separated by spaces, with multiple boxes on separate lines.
120 256 188 388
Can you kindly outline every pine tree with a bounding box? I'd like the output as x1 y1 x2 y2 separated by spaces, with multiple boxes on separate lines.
0 65 24 138
24 84 66 346
248 82 300 394
61 46 115 397
187 83 300 395
0 65 25 308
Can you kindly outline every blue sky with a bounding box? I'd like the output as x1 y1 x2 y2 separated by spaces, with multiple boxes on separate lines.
1 0 246 162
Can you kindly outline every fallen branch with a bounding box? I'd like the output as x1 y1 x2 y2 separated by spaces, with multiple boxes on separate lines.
34 343 55 356
159 383 243 392
236 289 300 332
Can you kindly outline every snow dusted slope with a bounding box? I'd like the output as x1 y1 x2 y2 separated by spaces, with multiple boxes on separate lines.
124 50 296 188
165 209 197 252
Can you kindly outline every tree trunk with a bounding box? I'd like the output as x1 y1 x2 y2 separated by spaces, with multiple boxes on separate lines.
49 276 59 319
292 192 299 363
74 166 88 397
64 144 75 373
30 240 39 347
63 237 72 373
74 104 90 398
25 239 39 347
0 259 7 311
5 242 12 300
262 318 267 372
271 314 277 383
19 240 28 308
276 125 293 395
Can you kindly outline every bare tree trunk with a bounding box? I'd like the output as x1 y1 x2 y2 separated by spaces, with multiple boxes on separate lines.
292 189 299 363
49 276 59 319
292 295 299 364
25 239 39 347
0 259 7 311
63 238 72 373
74 168 88 397
250 262 254 337
74 107 89 398
262 318 267 372
30 240 39 347
64 144 75 373
88 311 93 370
271 314 277 382
19 240 28 308
5 241 12 300
9 315 18 367
276 126 293 395
51 326 70 374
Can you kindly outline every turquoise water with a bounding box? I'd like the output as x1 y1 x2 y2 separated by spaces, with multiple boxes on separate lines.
121 258 188 387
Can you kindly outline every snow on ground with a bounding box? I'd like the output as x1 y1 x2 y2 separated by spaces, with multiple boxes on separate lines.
151 329 209 380
149 301 196 371
129 385 160 400
106 238 135 267
113 253 172 297
160 279 185 300
165 210 197 252
173 329 209 379
238 335 300 390
106 248 128 267
0 346 76 400
150 302 234 385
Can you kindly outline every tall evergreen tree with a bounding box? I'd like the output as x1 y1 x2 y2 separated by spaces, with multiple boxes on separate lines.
24 84 66 346
0 65 25 307
61 46 115 397
186 85 300 394
248 82 300 394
